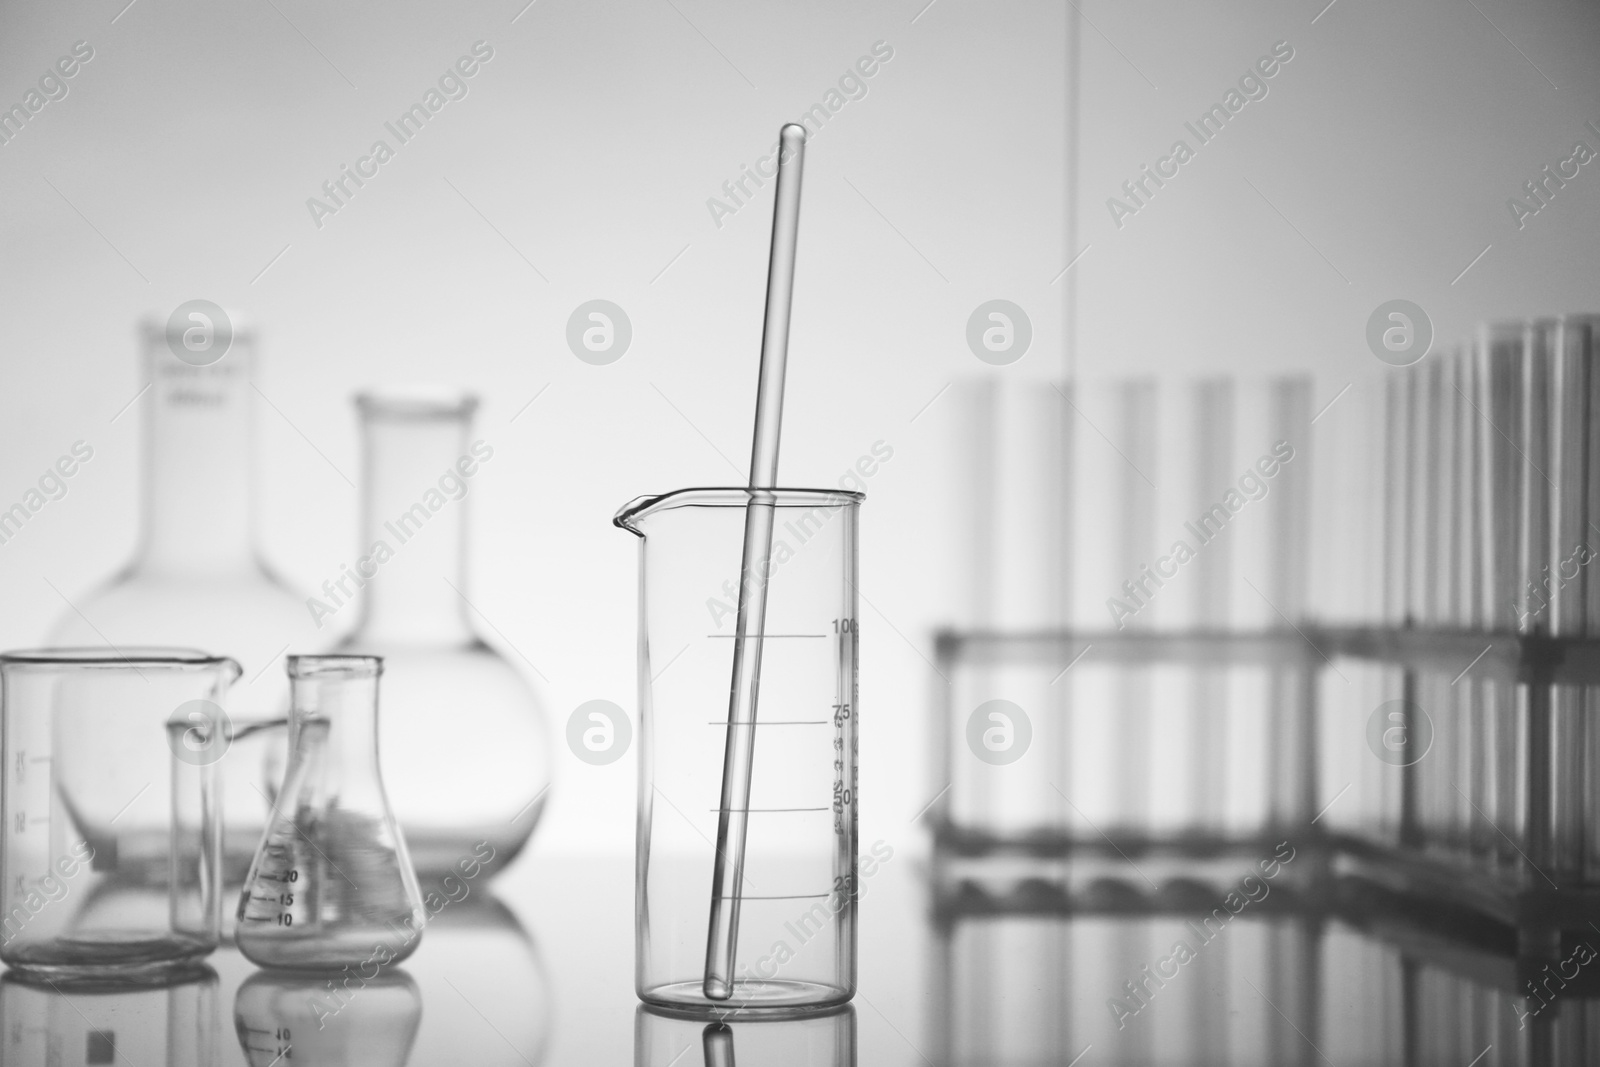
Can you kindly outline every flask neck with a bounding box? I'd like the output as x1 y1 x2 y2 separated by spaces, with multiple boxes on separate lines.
137 334 257 575
350 400 480 646
289 662 385 785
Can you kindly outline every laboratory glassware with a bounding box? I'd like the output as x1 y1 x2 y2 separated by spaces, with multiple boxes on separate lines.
935 377 1314 858
1478 321 1529 873
48 320 319 876
1 964 219 1066
336 391 550 879
0 648 238 977
635 1003 856 1066
236 655 427 969
617 487 860 1012
706 124 809 1002
234 968 421 1067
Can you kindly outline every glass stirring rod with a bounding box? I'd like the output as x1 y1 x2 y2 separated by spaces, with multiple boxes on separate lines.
704 122 808 1001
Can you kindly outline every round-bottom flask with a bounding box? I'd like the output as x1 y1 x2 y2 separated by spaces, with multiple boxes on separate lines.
335 393 550 879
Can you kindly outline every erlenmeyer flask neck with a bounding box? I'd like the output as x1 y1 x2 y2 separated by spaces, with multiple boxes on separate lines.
136 330 258 575
288 656 385 787
349 394 481 646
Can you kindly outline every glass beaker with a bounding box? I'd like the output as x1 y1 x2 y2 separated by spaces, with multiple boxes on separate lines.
47 320 323 877
616 488 861 1012
335 392 550 879
0 648 239 977
236 655 427 970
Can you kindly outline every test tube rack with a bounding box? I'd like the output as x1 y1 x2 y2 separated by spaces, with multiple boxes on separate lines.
930 623 1600 960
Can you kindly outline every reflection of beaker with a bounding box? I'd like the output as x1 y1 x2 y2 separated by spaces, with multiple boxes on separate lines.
404 894 552 1066
234 968 421 1067
617 489 860 1012
0 649 237 977
335 392 551 879
0 963 219 1066
635 1004 855 1067
237 656 426 969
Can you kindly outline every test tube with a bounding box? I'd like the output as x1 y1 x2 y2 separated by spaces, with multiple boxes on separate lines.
1477 321 1528 872
1110 380 1158 835
1411 355 1445 856
1262 377 1313 830
1438 348 1478 859
1452 345 1492 862
1520 320 1558 880
1584 316 1600 885
1187 378 1233 839
1380 368 1412 844
1384 369 1413 628
1544 316 1591 884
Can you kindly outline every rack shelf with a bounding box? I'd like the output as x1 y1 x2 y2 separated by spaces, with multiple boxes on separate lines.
931 623 1600 960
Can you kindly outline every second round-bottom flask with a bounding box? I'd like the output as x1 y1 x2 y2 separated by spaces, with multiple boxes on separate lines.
335 391 551 879
237 656 426 969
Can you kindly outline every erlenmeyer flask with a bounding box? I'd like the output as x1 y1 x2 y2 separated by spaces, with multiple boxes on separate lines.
237 655 426 969
334 392 550 878
48 320 325 875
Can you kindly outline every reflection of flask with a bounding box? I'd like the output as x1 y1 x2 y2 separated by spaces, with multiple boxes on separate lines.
234 969 421 1067
47 323 322 872
404 894 552 1066
335 393 549 878
237 656 426 969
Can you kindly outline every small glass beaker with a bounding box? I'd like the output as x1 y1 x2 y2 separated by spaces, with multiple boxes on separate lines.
616 488 861 1013
236 655 427 970
0 648 239 977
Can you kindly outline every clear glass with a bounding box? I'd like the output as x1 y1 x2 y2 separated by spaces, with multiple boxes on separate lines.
1 963 219 1065
0 648 239 977
336 392 550 879
635 1003 856 1065
616 487 860 1013
234 968 421 1066
236 655 426 969
47 322 319 878
937 378 1315 852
